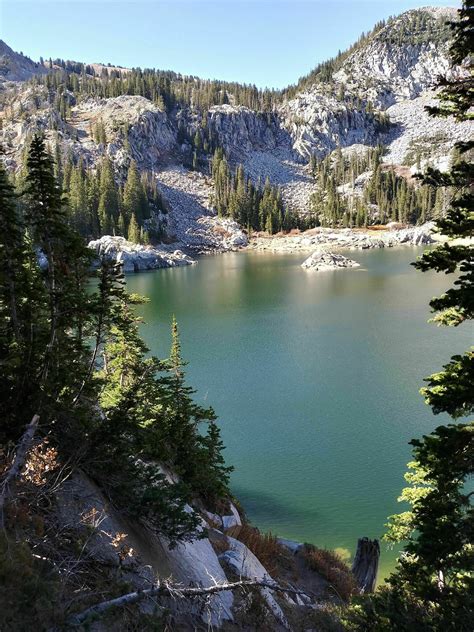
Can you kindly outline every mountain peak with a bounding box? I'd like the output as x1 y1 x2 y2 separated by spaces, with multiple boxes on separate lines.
0 39 46 82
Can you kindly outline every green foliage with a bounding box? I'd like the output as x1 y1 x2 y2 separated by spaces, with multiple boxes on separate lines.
127 212 140 243
384 461 433 543
346 425 474 631
211 149 307 233
98 155 119 234
0 535 59 631
1 134 94 439
378 10 453 47
123 159 149 224
421 351 474 418
1 135 233 553
346 5 474 629
310 145 439 227
37 148 165 240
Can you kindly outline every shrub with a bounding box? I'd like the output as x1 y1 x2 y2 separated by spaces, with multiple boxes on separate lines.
302 545 358 601
234 524 290 577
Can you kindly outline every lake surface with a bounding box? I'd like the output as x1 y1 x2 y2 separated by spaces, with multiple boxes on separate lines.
125 247 472 578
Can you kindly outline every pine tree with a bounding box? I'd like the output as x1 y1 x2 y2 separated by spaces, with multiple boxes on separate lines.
161 317 231 503
346 5 474 629
97 156 119 234
127 213 140 243
123 159 148 224
0 160 47 438
117 212 126 236
2 135 94 439
68 159 88 234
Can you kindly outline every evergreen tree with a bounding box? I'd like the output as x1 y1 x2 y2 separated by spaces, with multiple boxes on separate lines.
68 159 88 234
123 159 148 224
127 212 140 243
0 159 46 439
160 317 232 503
97 156 119 234
346 5 474 629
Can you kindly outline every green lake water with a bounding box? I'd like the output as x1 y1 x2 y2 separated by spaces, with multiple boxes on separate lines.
125 247 472 578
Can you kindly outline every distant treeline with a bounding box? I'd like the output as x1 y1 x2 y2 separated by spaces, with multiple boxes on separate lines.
27 9 450 117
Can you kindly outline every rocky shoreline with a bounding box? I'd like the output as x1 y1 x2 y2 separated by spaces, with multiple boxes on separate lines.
88 223 437 273
88 235 197 272
248 222 436 254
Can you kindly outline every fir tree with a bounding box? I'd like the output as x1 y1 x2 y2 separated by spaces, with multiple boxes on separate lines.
97 156 119 234
346 5 474 629
123 159 148 224
127 212 140 243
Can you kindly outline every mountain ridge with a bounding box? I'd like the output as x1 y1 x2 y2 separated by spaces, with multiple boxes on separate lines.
0 6 471 249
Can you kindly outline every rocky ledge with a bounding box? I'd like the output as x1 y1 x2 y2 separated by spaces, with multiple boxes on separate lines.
88 236 196 273
302 251 361 271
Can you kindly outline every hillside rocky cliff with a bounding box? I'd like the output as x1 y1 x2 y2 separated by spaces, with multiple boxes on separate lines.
0 6 471 250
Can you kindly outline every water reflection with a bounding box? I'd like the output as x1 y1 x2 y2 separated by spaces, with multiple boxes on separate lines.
126 247 472 577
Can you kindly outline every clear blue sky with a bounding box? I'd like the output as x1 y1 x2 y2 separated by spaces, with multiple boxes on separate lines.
1 0 459 89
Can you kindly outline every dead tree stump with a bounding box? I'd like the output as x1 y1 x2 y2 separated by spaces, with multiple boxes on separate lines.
352 537 380 593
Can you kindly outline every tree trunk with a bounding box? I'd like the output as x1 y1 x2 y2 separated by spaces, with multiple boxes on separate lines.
0 414 39 528
351 537 380 594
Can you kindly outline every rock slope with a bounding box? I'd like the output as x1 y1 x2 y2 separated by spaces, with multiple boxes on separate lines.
54 471 322 629
1 7 471 248
0 39 47 83
250 223 436 253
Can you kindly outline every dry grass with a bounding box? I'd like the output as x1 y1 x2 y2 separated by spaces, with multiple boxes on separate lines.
365 224 390 231
212 225 232 237
234 524 289 577
302 545 358 602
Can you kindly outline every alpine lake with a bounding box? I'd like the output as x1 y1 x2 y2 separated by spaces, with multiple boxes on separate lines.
124 245 473 578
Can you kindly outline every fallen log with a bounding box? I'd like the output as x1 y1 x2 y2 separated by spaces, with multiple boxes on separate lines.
0 414 39 528
69 578 316 626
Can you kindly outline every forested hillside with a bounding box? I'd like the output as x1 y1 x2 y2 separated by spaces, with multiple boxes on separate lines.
0 6 471 250
0 2 472 630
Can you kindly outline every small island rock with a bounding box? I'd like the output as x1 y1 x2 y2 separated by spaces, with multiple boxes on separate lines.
301 251 361 271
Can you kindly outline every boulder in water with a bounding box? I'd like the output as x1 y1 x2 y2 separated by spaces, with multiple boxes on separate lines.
301 250 361 271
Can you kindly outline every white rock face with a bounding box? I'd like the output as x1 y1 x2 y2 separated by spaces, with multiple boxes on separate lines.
56 472 234 626
391 222 436 245
279 90 379 160
333 12 454 107
1 7 470 243
161 531 234 626
221 501 243 533
87 235 196 272
207 105 284 160
302 251 361 271
220 536 290 629
383 91 472 166
154 167 248 252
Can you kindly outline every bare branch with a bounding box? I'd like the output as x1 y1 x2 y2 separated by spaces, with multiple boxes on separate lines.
69 578 314 625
